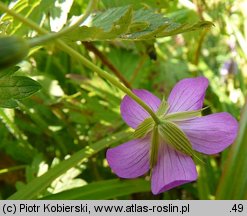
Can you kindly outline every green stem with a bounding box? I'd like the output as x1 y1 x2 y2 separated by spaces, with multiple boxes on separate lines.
0 2 160 124
194 28 208 66
28 0 97 47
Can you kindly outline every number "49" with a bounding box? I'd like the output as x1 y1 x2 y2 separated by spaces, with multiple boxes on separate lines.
231 204 243 212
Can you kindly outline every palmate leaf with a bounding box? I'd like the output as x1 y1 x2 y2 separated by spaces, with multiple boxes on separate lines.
69 6 133 41
66 6 214 41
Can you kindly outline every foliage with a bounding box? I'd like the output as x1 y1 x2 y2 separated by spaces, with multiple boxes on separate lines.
0 0 246 200
64 6 213 41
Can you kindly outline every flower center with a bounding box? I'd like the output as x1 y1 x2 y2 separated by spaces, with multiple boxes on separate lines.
134 99 205 169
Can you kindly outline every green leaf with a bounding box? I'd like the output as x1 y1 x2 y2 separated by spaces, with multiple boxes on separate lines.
156 21 214 38
133 117 154 138
0 66 20 79
216 102 246 199
0 99 18 108
92 6 132 32
8 130 131 199
0 108 36 161
128 21 149 33
42 179 149 200
64 6 214 41
121 8 170 40
0 76 41 108
66 6 133 41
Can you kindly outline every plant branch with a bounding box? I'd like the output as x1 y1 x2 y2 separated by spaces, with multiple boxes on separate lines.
83 42 132 89
194 28 208 66
28 0 97 47
130 55 147 84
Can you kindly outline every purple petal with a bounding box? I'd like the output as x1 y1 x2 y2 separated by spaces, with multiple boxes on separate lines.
106 137 150 178
151 144 197 195
121 89 161 129
178 112 238 154
167 77 209 113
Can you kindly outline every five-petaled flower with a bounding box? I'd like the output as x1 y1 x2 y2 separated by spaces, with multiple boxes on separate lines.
106 77 238 195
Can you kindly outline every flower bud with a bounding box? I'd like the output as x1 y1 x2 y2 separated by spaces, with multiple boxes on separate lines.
0 36 29 70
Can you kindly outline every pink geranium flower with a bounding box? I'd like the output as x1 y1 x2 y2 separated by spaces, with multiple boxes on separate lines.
106 77 238 195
